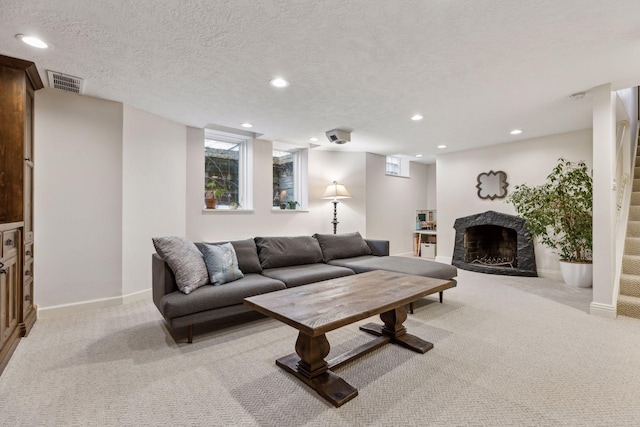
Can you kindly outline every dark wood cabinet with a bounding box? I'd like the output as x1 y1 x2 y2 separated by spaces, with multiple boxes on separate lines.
0 55 42 374
0 235 20 357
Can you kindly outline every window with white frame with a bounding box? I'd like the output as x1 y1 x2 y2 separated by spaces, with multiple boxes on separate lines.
204 128 253 209
385 155 410 177
272 142 308 210
386 156 401 176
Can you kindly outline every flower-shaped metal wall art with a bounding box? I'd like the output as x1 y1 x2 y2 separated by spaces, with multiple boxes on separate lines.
476 170 508 200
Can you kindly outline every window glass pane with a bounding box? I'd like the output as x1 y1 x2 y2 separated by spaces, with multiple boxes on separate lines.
205 138 240 208
273 150 296 208
386 156 400 175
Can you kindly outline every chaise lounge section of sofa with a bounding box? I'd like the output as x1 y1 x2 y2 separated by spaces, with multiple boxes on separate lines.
152 232 457 343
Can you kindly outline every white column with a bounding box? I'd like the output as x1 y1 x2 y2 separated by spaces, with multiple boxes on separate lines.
590 83 617 318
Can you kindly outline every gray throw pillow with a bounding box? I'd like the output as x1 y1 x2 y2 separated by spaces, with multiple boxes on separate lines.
200 239 262 274
313 231 372 262
152 236 209 294
254 236 323 269
202 243 244 285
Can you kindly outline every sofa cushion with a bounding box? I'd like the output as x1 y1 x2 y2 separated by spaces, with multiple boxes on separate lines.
152 236 209 294
201 243 244 285
261 263 354 288
328 255 458 280
314 232 372 262
199 239 262 274
160 273 286 318
255 236 323 269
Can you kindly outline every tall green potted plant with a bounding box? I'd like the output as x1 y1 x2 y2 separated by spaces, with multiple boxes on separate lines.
506 158 593 287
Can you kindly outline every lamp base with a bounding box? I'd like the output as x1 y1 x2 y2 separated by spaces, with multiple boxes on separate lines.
331 200 339 234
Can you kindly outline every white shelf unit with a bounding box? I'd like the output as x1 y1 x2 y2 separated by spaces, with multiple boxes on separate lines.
414 210 437 258
413 230 437 258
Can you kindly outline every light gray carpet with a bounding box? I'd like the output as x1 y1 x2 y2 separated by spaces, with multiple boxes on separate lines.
2 270 640 426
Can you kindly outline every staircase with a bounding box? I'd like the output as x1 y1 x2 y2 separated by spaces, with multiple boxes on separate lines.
618 160 640 318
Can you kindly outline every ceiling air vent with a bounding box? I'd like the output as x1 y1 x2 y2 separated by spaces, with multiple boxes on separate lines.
47 70 84 94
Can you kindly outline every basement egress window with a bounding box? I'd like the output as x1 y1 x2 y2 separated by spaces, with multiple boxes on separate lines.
386 156 410 177
272 142 308 210
204 128 253 210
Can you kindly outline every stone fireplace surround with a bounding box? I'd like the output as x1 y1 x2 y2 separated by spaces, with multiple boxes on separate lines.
452 210 537 277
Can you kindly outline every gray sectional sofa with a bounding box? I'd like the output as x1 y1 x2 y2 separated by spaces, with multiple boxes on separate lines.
152 232 457 343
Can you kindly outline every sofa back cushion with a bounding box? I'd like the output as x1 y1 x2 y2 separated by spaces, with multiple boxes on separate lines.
199 238 262 274
255 236 323 269
313 231 373 262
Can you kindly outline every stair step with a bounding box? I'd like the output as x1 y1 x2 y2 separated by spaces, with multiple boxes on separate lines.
617 294 640 319
620 274 640 297
630 206 640 221
627 221 640 237
635 167 640 178
625 237 640 256
632 192 640 205
633 179 640 192
622 255 640 275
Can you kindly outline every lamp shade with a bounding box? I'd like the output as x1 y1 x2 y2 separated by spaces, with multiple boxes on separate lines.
321 181 352 200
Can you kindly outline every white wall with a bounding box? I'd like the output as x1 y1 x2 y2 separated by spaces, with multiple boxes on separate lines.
35 89 124 307
32 94 432 311
437 129 593 276
425 164 436 209
365 153 431 254
310 150 367 236
185 128 368 241
122 105 187 296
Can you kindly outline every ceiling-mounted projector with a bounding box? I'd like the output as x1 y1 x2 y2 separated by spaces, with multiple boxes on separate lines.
325 129 351 144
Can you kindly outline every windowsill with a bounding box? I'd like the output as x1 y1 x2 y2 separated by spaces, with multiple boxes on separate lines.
385 173 410 178
202 208 254 214
271 208 309 213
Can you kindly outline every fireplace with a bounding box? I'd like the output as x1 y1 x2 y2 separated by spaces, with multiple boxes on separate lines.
452 211 537 276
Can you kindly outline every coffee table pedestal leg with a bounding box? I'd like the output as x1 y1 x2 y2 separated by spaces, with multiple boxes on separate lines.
276 332 358 407
360 307 434 354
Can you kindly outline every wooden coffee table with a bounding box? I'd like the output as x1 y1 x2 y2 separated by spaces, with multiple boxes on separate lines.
244 270 453 407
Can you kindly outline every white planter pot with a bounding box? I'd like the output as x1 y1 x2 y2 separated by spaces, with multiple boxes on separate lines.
559 260 593 288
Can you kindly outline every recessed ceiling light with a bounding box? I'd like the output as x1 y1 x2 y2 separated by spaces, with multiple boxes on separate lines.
437 145 447 149
309 137 319 142
411 114 423 121
16 34 48 49
510 129 523 135
240 123 253 128
270 77 289 88
415 154 423 158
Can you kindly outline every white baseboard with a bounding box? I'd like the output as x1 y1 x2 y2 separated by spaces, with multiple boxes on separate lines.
393 251 416 257
37 288 152 319
590 302 617 319
123 288 152 304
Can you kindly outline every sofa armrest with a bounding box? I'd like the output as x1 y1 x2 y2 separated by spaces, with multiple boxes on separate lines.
364 239 389 256
152 253 178 314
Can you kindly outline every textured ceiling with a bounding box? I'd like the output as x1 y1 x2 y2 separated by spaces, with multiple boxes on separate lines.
2 1 640 163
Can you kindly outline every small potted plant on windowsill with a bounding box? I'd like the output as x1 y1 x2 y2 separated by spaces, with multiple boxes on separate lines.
287 201 300 210
204 183 224 209
506 158 593 287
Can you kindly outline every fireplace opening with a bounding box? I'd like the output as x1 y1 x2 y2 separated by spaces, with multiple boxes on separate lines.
452 211 537 277
465 225 517 268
